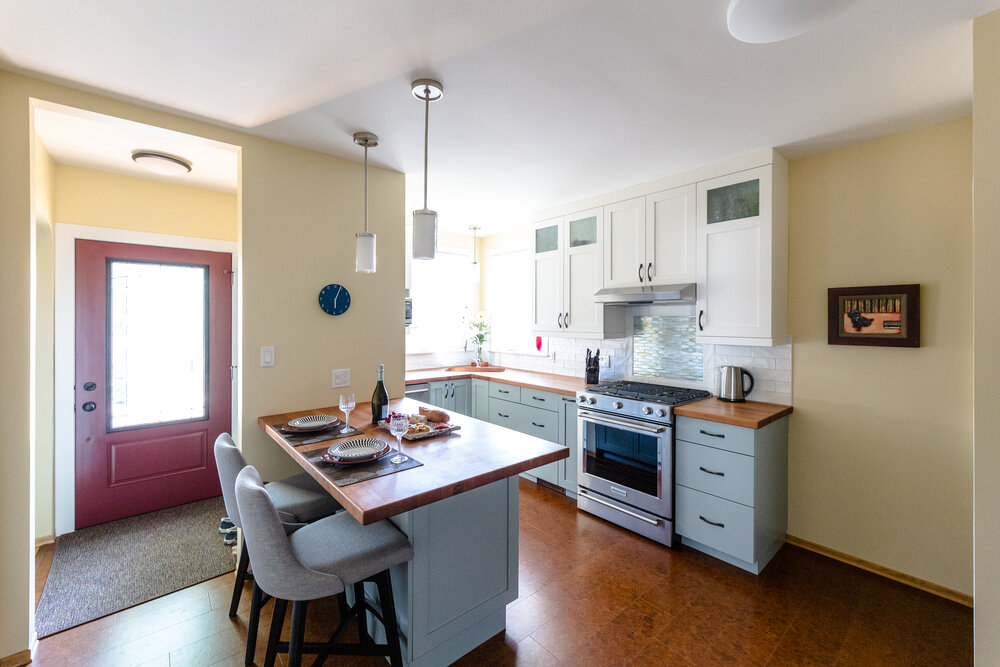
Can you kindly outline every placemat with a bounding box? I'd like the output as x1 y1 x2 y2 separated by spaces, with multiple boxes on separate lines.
275 423 365 447
305 451 423 487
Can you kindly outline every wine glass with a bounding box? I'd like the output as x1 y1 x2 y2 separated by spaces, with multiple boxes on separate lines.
388 413 409 464
338 394 355 433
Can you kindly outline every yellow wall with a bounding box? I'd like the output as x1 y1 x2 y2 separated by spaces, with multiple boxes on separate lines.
33 139 56 542
53 164 237 241
0 69 404 659
974 9 1000 660
787 118 973 595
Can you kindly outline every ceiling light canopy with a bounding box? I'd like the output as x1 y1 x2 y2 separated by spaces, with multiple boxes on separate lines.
727 0 855 44
412 78 443 260
131 149 192 175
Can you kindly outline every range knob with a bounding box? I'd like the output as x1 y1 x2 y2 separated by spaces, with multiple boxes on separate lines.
578 395 588 403
588 397 597 405
642 407 653 415
655 408 667 417
612 401 623 409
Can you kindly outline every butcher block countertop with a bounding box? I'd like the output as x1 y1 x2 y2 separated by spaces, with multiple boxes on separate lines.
405 367 587 397
258 397 567 525
674 398 793 429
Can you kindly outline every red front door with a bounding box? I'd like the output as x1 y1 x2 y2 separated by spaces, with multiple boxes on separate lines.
74 240 232 529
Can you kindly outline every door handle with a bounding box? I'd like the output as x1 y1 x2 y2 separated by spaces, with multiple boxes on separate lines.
638 263 644 283
647 263 653 280
82 401 97 412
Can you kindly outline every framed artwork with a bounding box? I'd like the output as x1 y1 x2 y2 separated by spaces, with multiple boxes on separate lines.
827 284 920 347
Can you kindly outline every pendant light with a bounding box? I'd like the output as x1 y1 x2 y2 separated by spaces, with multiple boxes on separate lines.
469 225 481 283
411 78 443 260
354 131 378 273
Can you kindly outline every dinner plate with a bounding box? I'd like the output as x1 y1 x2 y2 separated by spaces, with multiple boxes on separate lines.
327 437 387 461
321 441 391 465
288 414 338 430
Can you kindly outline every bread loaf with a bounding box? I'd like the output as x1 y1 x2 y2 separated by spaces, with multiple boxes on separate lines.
418 406 450 423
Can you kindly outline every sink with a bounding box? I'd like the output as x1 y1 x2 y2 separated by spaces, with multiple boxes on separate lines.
446 365 506 372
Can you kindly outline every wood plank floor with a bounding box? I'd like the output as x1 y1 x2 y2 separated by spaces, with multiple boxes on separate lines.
33 479 972 666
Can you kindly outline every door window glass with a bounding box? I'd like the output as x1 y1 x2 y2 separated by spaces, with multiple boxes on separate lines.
107 259 209 430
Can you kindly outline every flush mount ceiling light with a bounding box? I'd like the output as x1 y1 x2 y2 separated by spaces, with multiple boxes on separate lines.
130 149 192 175
727 0 855 44
411 78 443 260
354 131 378 274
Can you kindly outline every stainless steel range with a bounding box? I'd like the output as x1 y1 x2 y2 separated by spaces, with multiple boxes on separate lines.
576 381 711 546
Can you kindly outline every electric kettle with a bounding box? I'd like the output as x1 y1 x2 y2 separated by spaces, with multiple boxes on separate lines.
719 366 754 403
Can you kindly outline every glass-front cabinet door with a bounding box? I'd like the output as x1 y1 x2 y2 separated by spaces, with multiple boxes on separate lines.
531 218 563 332
563 207 604 335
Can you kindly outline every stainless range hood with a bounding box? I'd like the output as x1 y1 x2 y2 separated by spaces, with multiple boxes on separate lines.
594 283 696 304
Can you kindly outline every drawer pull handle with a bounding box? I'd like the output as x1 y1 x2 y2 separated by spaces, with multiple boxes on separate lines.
699 429 725 439
531 422 545 428
699 515 725 528
498 389 510 394
699 466 725 477
531 396 545 402
497 412 510 418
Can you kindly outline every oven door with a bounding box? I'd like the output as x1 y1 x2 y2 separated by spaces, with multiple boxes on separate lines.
577 409 672 519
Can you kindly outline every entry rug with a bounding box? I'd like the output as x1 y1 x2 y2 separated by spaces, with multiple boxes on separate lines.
35 496 235 637
306 452 423 487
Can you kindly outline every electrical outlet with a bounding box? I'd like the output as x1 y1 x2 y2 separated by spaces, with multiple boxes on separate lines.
331 369 350 388
260 346 275 367
601 353 612 368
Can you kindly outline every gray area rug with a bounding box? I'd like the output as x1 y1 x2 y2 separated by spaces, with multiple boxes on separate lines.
35 496 235 637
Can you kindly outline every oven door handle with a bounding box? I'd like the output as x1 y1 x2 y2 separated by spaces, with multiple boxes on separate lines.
578 489 662 526
578 412 667 434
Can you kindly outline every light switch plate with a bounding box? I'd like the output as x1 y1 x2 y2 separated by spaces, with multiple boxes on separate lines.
331 369 350 388
260 346 275 367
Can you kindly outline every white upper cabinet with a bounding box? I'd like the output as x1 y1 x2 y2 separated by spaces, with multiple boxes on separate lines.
532 210 624 339
695 159 788 345
603 197 646 288
645 184 696 285
603 186 696 288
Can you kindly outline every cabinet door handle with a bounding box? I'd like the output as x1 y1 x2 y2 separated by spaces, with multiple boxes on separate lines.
699 466 725 477
699 515 725 528
557 312 564 328
638 263 644 283
449 383 454 398
698 310 704 331
647 262 653 280
531 422 545 428
497 412 510 418
564 312 570 327
699 429 725 439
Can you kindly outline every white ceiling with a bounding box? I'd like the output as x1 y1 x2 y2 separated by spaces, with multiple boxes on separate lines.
3 0 998 234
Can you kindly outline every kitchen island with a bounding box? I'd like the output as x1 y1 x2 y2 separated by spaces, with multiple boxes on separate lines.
258 397 567 666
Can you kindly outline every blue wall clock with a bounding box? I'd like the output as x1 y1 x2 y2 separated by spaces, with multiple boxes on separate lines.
318 284 351 316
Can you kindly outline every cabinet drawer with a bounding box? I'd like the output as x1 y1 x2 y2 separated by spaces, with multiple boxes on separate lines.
520 404 559 443
488 397 521 430
675 486 754 563
489 383 521 402
519 387 560 411
676 416 754 456
676 441 754 506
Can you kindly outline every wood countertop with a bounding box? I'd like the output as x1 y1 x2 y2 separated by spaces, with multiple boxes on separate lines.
405 367 588 396
673 398 793 429
258 397 568 525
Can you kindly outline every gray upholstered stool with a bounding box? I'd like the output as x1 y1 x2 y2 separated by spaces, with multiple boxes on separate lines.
235 465 414 667
214 433 342 664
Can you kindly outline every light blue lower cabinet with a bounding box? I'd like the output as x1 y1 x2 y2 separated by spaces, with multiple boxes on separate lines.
674 415 788 574
559 398 578 496
471 379 489 420
427 379 470 416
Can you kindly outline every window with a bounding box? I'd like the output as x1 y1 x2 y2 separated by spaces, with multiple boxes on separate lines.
486 247 543 354
406 249 478 353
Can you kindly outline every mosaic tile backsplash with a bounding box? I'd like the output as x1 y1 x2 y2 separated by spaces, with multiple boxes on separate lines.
632 315 703 381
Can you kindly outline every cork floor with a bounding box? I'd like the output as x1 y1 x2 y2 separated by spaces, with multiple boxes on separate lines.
32 479 972 666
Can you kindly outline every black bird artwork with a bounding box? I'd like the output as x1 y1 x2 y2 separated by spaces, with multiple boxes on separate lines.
847 309 873 331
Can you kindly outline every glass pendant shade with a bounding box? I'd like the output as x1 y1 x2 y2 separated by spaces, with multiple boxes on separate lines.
356 232 376 273
412 209 437 260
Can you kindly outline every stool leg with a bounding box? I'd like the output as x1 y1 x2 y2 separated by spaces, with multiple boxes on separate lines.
288 599 309 667
353 582 370 646
230 540 250 617
263 597 287 667
375 570 404 667
245 582 263 665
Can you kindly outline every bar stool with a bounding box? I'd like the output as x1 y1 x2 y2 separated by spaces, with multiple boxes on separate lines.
235 465 413 667
214 433 342 664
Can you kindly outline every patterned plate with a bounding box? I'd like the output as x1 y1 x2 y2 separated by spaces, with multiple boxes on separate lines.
327 437 388 461
320 442 392 466
288 414 338 430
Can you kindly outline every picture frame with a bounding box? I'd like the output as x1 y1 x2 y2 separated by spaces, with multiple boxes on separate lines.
827 284 920 347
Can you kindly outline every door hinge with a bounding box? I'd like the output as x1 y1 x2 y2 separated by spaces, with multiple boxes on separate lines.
230 365 238 380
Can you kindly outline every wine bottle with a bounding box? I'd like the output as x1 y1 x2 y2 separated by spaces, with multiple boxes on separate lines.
371 363 389 424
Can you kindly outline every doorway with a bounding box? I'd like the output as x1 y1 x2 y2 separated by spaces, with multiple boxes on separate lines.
73 239 232 528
